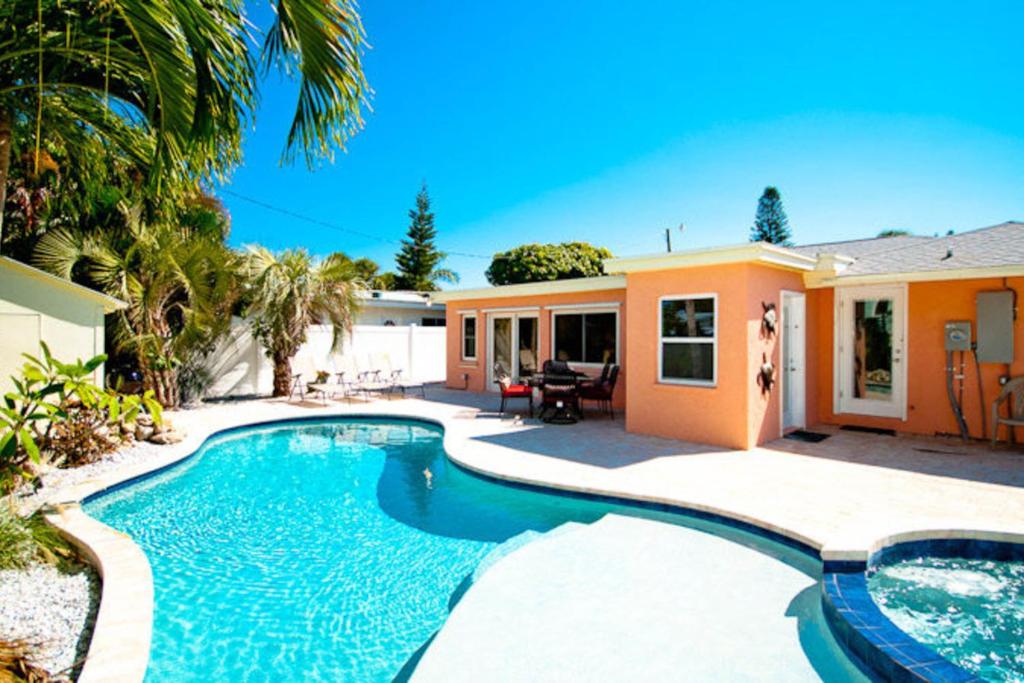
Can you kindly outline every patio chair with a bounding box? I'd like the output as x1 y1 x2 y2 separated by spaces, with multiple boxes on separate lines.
387 371 426 398
308 370 356 404
538 363 581 421
494 363 533 417
579 364 619 419
991 377 1024 446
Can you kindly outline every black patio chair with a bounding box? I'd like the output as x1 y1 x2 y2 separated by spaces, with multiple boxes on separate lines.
539 362 582 422
580 364 620 419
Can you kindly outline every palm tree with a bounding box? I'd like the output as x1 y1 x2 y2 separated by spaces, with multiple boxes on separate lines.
34 207 238 407
243 247 363 397
0 0 369 239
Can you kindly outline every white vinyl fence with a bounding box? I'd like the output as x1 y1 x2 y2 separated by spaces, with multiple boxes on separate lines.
203 318 446 398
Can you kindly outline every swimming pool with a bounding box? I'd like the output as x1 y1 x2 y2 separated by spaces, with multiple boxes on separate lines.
86 418 864 681
868 555 1024 681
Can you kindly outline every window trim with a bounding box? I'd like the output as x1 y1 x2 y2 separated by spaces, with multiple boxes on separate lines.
549 307 620 367
461 313 478 362
657 293 718 387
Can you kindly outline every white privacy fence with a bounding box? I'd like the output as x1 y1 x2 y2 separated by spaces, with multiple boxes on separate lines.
202 318 447 398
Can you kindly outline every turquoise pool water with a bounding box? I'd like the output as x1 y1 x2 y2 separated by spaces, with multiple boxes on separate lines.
86 418 861 681
868 556 1024 681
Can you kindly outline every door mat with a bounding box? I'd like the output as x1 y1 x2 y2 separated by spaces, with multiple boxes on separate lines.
840 425 896 437
784 430 831 443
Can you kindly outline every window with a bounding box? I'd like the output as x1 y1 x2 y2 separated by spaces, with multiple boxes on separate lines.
659 296 716 385
552 311 617 364
461 315 477 360
421 317 446 327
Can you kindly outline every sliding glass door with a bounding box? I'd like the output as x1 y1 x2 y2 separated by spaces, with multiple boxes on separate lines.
487 314 538 389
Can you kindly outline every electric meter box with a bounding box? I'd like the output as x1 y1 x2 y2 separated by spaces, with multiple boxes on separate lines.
976 290 1015 363
944 321 972 351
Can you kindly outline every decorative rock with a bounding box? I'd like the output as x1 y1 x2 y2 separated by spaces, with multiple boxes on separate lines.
0 563 100 678
148 430 184 445
135 424 155 442
136 414 154 427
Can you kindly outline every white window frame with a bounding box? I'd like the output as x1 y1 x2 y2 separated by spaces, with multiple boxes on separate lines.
549 308 620 368
461 314 478 362
658 293 718 387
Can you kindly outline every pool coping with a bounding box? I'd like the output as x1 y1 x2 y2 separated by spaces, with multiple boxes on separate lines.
37 407 1024 683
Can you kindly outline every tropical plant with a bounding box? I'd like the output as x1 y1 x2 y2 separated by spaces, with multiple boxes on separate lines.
749 186 792 246
393 184 458 291
34 208 238 407
0 344 161 492
485 242 613 286
0 0 370 241
877 228 912 238
0 505 35 570
244 247 363 396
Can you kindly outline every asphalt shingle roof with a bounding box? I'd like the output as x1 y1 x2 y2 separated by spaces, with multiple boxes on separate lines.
836 222 1024 276
791 234 934 259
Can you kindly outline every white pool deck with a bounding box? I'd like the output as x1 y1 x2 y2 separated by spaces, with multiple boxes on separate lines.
39 388 1024 682
412 514 866 682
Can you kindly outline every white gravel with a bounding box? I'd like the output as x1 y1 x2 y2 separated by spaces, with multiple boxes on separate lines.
0 563 100 679
15 439 168 516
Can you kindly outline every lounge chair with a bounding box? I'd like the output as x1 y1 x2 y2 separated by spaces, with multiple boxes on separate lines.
494 363 533 416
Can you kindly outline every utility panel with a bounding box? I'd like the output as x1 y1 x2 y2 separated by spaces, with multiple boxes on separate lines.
944 321 972 351
976 290 1015 363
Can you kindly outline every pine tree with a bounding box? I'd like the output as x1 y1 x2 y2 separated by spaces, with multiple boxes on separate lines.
393 183 458 291
749 186 793 246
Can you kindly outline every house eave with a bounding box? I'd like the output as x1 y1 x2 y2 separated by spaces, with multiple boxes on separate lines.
605 243 817 275
804 264 1024 289
1 256 127 312
429 275 627 304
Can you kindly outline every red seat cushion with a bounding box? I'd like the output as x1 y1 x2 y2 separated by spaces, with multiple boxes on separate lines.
502 385 533 397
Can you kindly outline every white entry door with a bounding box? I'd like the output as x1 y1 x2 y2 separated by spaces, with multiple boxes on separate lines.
781 291 806 431
835 285 907 419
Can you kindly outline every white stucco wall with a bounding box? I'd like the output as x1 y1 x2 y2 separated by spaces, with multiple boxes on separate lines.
0 261 111 393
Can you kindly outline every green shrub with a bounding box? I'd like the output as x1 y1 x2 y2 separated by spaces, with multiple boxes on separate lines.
0 505 35 570
0 343 163 492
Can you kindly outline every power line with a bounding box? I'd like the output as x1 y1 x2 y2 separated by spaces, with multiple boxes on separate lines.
220 188 493 260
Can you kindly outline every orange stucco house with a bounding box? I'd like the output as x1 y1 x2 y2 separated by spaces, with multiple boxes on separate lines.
433 222 1024 450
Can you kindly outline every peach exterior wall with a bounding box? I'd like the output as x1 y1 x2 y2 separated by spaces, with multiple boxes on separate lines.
444 288 627 408
809 277 1024 439
624 263 805 450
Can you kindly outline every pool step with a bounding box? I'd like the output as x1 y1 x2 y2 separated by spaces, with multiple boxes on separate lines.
473 521 587 583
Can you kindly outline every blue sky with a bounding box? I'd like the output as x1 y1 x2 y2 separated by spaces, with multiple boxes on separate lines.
222 1 1024 288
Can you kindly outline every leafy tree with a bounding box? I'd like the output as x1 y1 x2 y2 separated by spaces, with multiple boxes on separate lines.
877 229 912 238
393 184 457 291
243 247 363 397
485 242 613 286
34 208 239 408
749 186 792 246
0 0 370 239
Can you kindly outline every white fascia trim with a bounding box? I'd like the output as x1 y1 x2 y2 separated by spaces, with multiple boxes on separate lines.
545 301 621 311
480 306 541 314
429 275 627 303
605 243 817 274
805 265 1024 289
